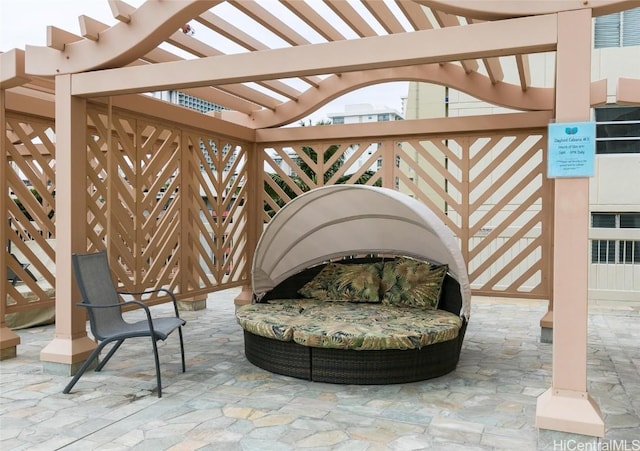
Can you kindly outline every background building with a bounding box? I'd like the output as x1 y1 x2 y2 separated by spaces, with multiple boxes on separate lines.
326 103 403 125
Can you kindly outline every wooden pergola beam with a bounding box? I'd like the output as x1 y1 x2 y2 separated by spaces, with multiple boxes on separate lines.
0 50 29 89
255 111 554 143
69 14 557 97
418 0 639 20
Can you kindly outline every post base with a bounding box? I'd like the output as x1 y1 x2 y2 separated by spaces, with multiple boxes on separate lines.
0 345 17 360
40 336 96 376
234 286 253 306
540 310 553 343
177 297 207 311
536 388 605 437
0 325 20 360
43 358 98 377
540 327 553 344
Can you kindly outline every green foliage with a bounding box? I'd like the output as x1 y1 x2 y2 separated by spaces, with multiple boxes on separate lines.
13 188 55 221
264 122 381 217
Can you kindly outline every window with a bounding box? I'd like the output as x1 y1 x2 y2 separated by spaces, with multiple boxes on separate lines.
594 7 640 48
378 113 390 121
332 117 344 124
177 92 225 113
591 213 640 263
595 106 640 154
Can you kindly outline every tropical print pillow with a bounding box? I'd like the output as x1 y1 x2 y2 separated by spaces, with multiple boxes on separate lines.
381 257 448 309
298 262 383 302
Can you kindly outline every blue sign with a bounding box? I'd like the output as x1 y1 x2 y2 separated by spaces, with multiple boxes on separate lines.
547 121 596 178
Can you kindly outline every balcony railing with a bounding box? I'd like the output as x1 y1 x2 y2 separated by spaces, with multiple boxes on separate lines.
589 227 640 301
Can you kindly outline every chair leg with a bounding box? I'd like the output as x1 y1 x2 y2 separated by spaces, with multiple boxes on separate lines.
178 326 185 373
95 339 124 372
151 337 162 398
63 342 106 394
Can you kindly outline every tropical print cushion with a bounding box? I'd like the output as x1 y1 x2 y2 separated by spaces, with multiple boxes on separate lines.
293 304 461 350
298 262 383 302
235 299 323 341
381 258 448 309
235 300 462 350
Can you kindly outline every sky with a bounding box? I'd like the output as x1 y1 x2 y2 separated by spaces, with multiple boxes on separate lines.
0 0 409 124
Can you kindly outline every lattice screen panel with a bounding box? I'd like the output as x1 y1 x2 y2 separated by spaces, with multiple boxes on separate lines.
396 138 462 234
4 114 56 314
87 104 248 299
261 140 384 220
183 131 248 289
87 108 181 294
396 131 550 298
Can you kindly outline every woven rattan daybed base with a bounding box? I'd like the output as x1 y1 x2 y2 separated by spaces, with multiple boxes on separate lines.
240 257 468 384
243 322 467 384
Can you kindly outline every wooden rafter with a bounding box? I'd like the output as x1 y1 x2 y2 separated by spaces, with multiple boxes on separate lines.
397 0 433 30
324 0 379 37
362 0 408 34
194 10 322 88
431 10 479 73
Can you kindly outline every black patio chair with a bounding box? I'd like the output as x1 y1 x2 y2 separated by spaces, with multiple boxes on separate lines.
63 250 186 398
6 253 36 285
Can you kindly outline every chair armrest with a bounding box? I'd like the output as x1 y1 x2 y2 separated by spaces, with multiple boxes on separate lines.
77 300 157 335
117 288 181 317
77 299 149 312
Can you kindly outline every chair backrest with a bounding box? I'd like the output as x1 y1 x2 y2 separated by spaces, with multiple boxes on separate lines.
72 251 125 340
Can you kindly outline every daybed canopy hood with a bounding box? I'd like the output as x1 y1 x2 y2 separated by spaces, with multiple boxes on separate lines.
252 185 471 318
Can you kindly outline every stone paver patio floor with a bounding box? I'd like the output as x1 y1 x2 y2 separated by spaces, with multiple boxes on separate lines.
1 289 639 450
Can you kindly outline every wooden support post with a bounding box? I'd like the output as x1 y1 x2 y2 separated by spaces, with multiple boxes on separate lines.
235 142 261 306
535 9 604 437
39 74 96 376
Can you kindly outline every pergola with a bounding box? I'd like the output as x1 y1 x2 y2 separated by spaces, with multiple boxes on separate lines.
2 0 640 437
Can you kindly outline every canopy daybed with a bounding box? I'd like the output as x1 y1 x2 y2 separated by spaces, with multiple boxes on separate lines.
236 185 471 384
